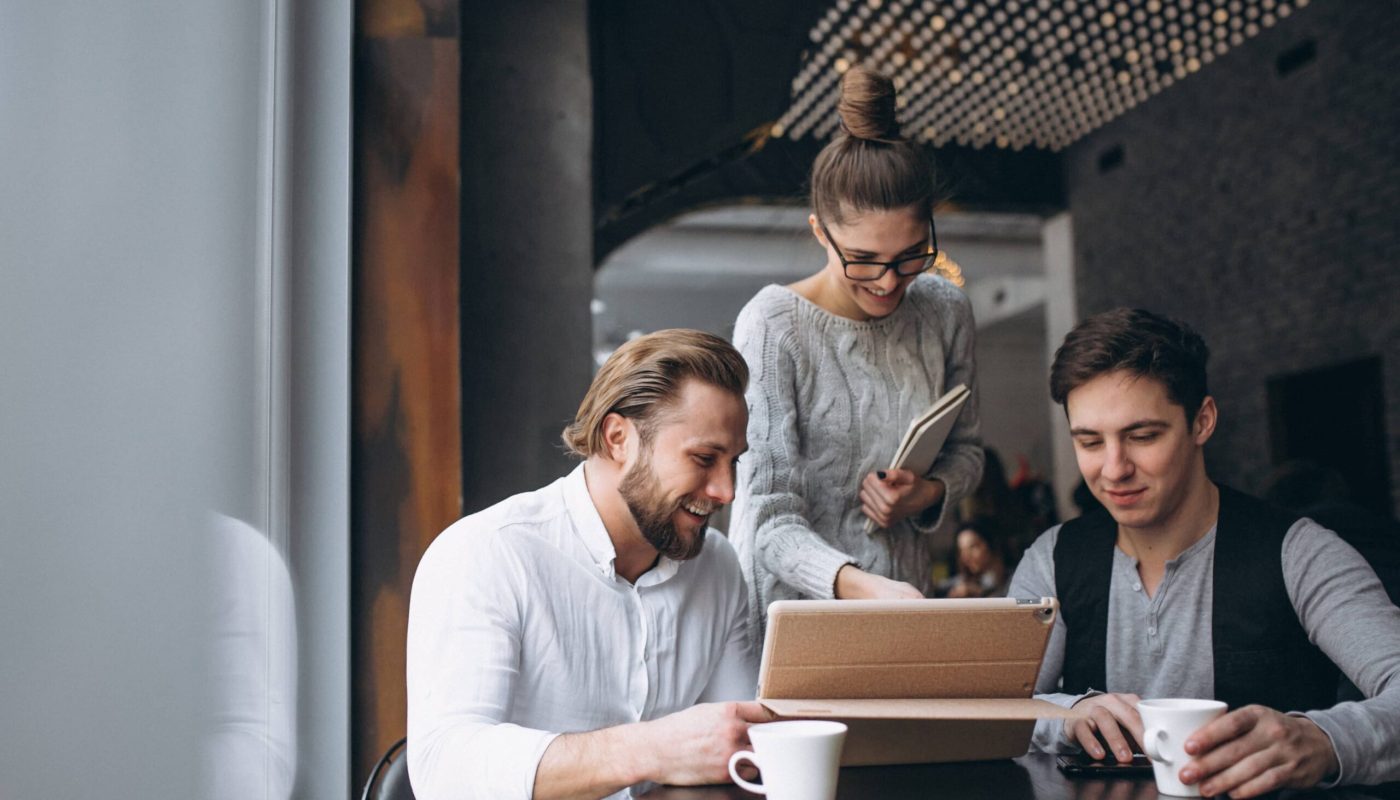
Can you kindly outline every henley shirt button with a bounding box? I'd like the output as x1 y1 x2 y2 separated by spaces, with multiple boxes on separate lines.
1148 627 1157 635
1132 582 1143 592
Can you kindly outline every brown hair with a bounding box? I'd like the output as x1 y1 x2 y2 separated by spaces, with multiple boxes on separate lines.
810 66 939 225
562 329 749 458
1049 308 1211 422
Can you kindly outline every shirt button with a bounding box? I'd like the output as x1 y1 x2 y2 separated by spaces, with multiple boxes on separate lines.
1132 582 1143 592
1148 627 1157 635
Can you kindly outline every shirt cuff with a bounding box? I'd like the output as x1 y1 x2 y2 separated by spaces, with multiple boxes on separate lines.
1041 691 1097 751
910 492 947 534
1030 718 1072 753
788 543 859 600
1049 689 1099 708
919 471 962 532
490 725 560 800
1294 711 1345 788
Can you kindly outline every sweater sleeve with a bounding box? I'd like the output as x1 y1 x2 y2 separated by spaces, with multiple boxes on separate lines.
1007 525 1088 752
917 284 984 532
1282 519 1400 787
733 302 859 600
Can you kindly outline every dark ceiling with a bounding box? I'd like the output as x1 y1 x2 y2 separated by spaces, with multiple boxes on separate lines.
590 1 1066 261
590 0 1316 262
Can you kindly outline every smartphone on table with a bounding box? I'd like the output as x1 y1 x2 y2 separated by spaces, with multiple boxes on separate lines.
1056 753 1154 777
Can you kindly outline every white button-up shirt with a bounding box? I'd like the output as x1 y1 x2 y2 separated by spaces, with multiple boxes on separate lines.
406 464 758 800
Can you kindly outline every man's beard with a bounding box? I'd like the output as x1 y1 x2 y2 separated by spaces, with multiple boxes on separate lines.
618 447 707 562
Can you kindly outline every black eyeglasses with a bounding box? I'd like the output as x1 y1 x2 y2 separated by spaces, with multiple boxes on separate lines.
819 218 940 281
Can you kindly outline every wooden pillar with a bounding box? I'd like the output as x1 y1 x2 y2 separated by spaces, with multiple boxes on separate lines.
351 0 462 786
351 0 594 787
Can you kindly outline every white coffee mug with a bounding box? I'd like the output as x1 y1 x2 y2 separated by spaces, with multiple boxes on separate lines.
1137 698 1228 797
727 720 847 800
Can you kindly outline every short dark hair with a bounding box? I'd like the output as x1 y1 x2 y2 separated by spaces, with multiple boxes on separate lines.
1050 308 1210 421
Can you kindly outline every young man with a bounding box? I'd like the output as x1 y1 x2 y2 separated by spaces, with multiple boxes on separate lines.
407 330 769 800
1011 308 1400 797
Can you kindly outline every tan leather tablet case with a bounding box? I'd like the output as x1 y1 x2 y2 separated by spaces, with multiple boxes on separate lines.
757 597 1076 766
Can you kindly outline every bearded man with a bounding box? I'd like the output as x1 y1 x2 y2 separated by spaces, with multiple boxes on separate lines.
407 329 768 800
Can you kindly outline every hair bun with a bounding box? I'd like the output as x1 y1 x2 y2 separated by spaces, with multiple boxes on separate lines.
838 66 899 141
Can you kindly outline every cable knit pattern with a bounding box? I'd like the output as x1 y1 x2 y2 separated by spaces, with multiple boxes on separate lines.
729 275 984 642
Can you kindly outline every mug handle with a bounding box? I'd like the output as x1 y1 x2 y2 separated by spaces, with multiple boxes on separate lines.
1142 726 1171 765
727 750 766 795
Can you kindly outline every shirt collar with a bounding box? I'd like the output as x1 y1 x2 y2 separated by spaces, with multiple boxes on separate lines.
563 462 683 585
640 549 682 586
1115 524 1219 568
564 463 619 578
1170 524 1218 565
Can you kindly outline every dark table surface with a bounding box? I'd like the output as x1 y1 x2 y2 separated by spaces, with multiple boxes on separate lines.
640 754 1400 800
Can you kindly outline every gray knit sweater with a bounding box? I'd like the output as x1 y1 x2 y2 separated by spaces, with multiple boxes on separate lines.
728 276 984 641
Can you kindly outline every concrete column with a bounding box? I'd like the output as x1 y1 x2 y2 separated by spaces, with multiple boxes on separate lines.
1042 212 1080 520
459 1 595 511
282 0 352 795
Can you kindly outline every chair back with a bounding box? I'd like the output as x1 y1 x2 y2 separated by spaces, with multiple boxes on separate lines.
362 736 415 800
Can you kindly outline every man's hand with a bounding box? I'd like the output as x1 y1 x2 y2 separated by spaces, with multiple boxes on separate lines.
635 701 775 787
1068 693 1144 763
859 470 944 529
835 564 923 600
1178 705 1339 798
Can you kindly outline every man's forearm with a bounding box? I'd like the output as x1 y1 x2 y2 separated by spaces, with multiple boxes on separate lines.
533 722 651 800
1302 696 1400 786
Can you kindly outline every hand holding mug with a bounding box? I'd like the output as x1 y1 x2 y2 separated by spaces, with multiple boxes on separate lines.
637 701 774 787
727 720 848 800
1136 699 1226 796
1176 704 1339 799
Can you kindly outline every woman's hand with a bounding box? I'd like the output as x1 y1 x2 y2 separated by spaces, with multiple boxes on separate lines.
834 565 924 599
944 580 979 599
859 469 945 529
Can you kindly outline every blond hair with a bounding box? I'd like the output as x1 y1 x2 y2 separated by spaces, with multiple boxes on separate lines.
562 329 748 458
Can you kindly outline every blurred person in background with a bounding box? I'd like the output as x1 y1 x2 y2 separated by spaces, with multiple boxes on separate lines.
938 518 1011 598
1008 452 1060 538
959 448 1036 565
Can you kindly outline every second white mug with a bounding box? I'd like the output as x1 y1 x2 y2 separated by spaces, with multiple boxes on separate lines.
727 720 848 800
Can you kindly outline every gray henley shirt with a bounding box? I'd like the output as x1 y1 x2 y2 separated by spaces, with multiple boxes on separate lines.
1009 517 1400 786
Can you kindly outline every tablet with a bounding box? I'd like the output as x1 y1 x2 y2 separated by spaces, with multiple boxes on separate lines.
758 597 1058 700
756 597 1069 765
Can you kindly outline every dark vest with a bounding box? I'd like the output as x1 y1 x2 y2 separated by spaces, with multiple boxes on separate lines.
1053 485 1338 711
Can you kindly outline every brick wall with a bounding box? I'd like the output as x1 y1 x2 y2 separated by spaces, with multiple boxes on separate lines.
1064 1 1400 516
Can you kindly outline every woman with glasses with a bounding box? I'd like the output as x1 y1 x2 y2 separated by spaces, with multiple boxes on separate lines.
729 66 983 640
